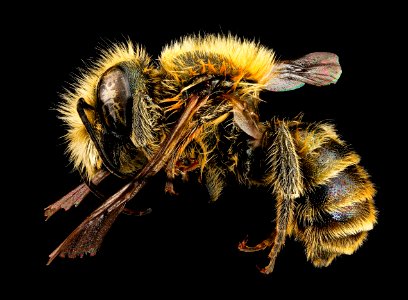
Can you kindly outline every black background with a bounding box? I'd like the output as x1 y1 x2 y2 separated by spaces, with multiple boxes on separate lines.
10 3 401 298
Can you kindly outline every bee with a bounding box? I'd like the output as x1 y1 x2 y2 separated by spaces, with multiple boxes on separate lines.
45 34 377 274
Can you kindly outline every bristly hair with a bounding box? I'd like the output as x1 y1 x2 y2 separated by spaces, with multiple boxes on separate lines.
57 34 278 180
159 33 277 89
57 41 151 179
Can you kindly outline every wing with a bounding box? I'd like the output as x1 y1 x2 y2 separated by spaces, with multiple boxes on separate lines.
44 169 110 220
265 52 342 92
47 179 147 264
47 92 210 264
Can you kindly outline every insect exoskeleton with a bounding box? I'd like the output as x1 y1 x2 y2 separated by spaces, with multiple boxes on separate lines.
46 34 377 274
238 120 377 273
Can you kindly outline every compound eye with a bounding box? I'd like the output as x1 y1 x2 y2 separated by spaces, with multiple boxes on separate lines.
98 66 132 134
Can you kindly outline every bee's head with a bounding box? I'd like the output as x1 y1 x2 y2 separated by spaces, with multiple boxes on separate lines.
60 43 163 180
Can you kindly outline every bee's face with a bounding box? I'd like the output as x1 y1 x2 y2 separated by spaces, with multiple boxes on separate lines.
79 61 163 179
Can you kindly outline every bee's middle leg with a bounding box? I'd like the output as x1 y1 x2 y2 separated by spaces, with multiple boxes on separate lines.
238 231 276 252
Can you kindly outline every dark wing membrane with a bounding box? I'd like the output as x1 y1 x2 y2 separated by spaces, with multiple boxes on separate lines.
47 179 147 265
59 204 125 259
44 170 110 220
47 92 211 265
